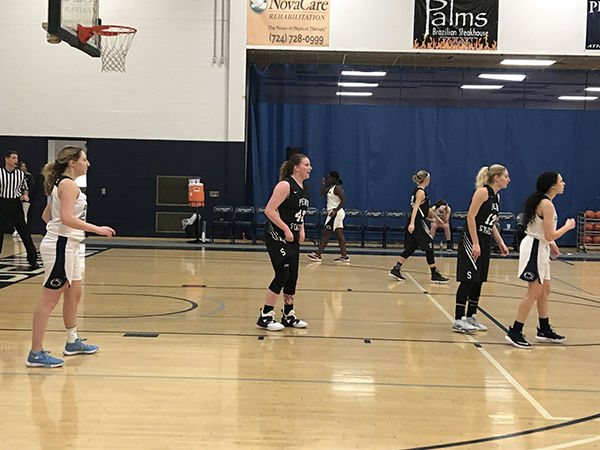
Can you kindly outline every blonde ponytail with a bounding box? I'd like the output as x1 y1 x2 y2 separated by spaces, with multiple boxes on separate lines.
475 164 506 189
42 146 84 195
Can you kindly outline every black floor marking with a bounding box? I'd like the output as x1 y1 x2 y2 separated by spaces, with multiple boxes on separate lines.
476 306 509 333
124 332 159 338
257 336 264 340
79 293 201 319
3 327 600 347
364 339 371 344
402 412 600 449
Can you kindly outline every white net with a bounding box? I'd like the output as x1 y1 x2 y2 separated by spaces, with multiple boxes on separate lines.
96 26 136 72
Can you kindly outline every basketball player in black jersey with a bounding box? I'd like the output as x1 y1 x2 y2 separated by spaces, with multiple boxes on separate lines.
453 165 510 333
389 170 449 283
258 153 311 331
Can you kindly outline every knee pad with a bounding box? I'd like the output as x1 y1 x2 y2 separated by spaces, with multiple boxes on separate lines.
268 263 290 294
426 251 435 265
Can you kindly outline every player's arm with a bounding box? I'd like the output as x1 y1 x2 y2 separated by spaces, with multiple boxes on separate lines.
265 181 293 241
41 201 51 224
541 199 575 242
466 188 487 258
58 179 115 236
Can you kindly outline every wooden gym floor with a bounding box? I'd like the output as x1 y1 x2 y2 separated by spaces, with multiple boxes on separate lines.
1 237 599 449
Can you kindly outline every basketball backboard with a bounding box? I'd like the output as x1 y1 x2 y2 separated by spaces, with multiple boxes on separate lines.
46 0 101 57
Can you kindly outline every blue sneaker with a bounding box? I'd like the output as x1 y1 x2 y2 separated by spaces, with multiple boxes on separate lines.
26 350 64 368
64 338 99 356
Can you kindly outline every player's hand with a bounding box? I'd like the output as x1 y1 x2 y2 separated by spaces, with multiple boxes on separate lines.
321 177 326 185
471 243 481 259
284 229 294 242
499 242 509 257
550 242 560 259
407 223 415 233
329 210 336 217
564 218 575 230
95 226 116 237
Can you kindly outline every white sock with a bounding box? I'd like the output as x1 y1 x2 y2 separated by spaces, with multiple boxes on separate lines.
66 327 79 344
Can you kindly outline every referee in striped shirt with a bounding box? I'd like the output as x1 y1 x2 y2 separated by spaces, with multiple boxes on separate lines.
0 151 38 269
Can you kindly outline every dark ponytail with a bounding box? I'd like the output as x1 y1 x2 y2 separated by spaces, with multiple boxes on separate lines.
521 171 559 225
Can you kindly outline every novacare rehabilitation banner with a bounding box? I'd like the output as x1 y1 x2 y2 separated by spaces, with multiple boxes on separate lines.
587 1 600 49
413 0 498 50
247 0 330 47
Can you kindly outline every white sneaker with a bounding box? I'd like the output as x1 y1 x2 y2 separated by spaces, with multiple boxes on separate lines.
452 317 478 333
12 231 18 237
465 314 487 331
256 309 284 331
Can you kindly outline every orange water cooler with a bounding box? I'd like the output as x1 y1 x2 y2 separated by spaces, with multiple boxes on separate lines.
188 179 205 207
187 178 207 243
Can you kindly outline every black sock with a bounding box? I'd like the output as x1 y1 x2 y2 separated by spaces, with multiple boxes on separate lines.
539 317 550 331
466 299 479 317
284 304 294 315
263 305 274 314
395 262 402 269
512 321 524 333
430 267 438 274
446 240 452 249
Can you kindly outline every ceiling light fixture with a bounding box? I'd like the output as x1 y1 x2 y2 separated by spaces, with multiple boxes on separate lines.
461 84 503 90
337 82 379 87
584 87 600 92
336 91 373 96
558 96 598 101
500 59 556 66
479 74 526 82
341 71 387 77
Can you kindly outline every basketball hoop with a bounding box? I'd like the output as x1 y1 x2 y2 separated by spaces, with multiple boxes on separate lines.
78 24 136 72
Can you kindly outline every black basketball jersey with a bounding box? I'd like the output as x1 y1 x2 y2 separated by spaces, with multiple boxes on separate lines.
267 177 309 241
473 185 499 237
410 187 429 223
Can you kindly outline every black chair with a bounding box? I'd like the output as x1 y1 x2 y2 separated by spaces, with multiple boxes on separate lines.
303 207 321 244
497 211 517 250
363 210 386 248
450 211 468 243
384 210 406 247
233 206 255 243
254 207 267 244
343 208 364 245
211 205 234 243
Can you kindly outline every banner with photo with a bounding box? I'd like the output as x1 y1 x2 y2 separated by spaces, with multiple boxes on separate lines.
587 1 600 49
413 0 498 50
247 0 330 47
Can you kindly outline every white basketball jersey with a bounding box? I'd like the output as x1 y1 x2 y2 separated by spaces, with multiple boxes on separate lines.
327 185 342 211
46 177 87 242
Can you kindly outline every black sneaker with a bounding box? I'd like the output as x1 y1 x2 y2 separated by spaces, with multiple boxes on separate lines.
256 309 284 331
505 327 532 349
431 268 449 283
389 264 405 281
280 309 308 328
536 326 565 343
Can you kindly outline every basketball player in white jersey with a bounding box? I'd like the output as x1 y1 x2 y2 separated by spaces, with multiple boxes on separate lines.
506 171 575 349
307 170 349 262
26 146 115 368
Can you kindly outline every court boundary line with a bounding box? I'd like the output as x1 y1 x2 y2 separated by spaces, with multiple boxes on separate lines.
404 272 572 421
401 412 600 449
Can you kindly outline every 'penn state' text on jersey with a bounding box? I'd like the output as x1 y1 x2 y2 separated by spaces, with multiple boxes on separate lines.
266 177 309 242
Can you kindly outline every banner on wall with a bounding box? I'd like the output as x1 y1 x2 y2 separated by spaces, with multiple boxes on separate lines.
586 1 600 49
413 0 498 50
247 0 330 47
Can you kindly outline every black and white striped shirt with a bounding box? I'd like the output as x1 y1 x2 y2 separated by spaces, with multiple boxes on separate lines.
0 167 28 199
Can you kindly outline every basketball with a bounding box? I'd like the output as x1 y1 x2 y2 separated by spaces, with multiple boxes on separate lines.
585 223 594 231
595 211 600 219
594 223 600 231
585 210 595 218
593 236 600 244
584 235 593 243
